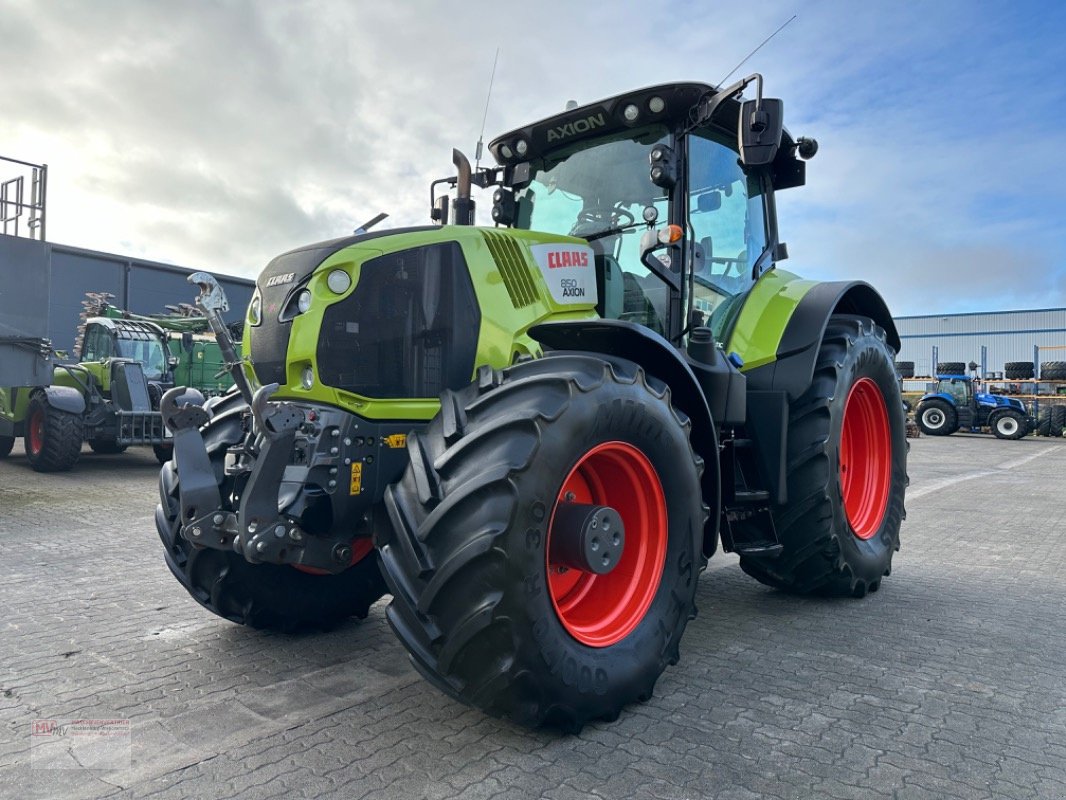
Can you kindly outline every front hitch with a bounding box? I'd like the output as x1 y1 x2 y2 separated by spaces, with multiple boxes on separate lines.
159 384 355 574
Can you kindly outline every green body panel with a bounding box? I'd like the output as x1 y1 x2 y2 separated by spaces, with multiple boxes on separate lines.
167 335 234 395
248 226 598 420
724 269 818 371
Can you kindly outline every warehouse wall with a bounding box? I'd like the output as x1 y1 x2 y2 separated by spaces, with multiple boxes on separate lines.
895 308 1066 376
1 237 255 354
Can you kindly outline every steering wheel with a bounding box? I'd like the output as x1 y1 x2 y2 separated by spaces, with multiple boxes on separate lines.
570 205 636 238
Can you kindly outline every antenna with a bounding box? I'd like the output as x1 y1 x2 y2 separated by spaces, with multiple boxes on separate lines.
717 15 796 87
474 47 500 170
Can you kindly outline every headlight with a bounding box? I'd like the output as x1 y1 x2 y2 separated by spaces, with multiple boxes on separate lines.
326 269 351 294
248 291 262 326
296 290 312 314
301 365 314 389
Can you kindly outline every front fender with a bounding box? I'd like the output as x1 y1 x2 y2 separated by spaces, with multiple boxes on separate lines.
42 385 86 415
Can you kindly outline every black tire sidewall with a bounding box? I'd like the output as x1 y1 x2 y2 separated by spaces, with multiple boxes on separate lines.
499 377 704 710
828 325 907 585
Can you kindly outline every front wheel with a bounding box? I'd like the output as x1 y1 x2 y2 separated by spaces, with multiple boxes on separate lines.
916 399 957 436
991 410 1026 440
379 355 707 730
24 394 83 472
740 316 907 597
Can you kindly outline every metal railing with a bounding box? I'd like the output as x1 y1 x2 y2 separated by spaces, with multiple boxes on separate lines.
0 155 47 240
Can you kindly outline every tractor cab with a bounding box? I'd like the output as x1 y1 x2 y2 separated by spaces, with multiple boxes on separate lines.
931 375 973 408
475 78 815 344
80 318 171 385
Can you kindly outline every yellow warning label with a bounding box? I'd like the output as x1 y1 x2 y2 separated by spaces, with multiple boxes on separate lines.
349 462 363 495
383 433 407 449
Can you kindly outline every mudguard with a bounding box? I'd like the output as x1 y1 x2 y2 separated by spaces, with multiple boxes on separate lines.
740 279 900 400
42 385 86 415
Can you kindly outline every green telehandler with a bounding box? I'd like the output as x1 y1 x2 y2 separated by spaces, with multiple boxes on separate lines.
0 295 240 471
156 76 908 730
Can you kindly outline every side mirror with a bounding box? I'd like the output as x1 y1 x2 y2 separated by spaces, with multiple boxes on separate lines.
695 191 722 213
168 356 179 369
638 225 682 290
738 98 784 167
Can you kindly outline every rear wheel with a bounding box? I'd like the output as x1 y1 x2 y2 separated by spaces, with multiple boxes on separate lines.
739 316 907 597
379 355 706 730
24 395 83 472
991 410 1026 440
1036 407 1053 436
155 396 387 631
916 399 957 436
1050 406 1066 438
0 435 13 458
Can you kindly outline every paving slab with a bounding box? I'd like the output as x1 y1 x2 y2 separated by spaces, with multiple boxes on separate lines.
1 433 1064 799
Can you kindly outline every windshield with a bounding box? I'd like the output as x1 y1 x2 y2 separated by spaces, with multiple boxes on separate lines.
515 125 671 333
115 336 167 380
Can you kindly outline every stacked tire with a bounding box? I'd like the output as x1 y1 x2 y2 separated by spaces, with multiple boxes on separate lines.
1040 362 1066 380
895 361 914 378
1005 361 1034 380
936 362 966 375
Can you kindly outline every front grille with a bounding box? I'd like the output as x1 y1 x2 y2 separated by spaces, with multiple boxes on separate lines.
317 242 480 399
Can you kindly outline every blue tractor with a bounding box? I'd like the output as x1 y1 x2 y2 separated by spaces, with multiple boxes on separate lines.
915 374 1033 439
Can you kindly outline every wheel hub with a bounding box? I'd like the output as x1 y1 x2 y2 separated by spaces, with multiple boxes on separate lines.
546 441 667 648
548 502 625 575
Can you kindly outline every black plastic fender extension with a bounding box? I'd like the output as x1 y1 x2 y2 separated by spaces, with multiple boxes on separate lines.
42 385 86 415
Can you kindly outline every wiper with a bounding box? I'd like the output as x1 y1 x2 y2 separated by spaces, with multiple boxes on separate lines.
582 221 647 242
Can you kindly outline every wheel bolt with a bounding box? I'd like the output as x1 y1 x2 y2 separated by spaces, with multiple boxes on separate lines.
274 524 286 538
190 527 201 538
212 514 224 526
256 541 268 553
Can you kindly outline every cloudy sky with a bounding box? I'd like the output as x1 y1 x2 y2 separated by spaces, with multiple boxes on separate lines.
4 0 1065 315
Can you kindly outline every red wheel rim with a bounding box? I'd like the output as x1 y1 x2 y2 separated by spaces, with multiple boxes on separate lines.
546 441 667 647
28 409 44 455
840 377 891 539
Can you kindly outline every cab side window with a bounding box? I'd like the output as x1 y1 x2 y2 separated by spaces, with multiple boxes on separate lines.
687 132 769 336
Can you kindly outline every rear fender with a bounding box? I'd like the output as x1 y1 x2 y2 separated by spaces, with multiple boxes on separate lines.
529 319 721 555
739 279 900 400
732 278 901 506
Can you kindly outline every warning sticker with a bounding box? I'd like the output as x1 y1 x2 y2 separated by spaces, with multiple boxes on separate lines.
382 433 407 449
529 243 597 306
350 462 363 495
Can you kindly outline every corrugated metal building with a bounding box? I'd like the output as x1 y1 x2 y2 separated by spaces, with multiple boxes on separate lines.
894 308 1066 376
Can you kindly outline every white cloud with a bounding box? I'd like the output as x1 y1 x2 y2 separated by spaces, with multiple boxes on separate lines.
3 0 1064 315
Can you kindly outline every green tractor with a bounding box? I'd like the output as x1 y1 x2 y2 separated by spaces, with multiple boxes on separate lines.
0 297 239 471
156 76 908 730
